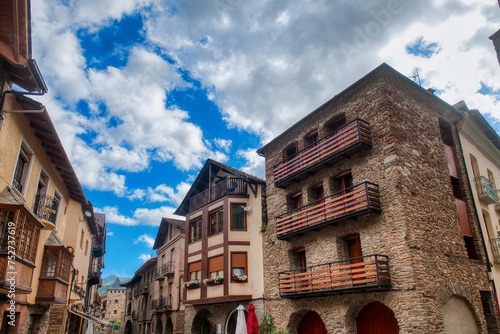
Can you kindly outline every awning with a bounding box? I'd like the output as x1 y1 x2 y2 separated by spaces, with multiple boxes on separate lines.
68 308 113 327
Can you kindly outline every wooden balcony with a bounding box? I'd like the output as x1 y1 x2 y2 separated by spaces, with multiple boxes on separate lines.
36 245 72 304
490 239 500 265
189 178 247 212
36 277 69 304
278 254 390 298
273 119 372 187
0 254 35 294
474 176 497 205
276 182 381 239
92 235 105 258
33 194 60 227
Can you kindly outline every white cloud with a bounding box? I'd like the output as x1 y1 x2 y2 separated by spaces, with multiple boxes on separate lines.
138 253 152 262
107 231 114 236
98 205 184 226
127 181 191 205
237 148 265 179
134 234 155 248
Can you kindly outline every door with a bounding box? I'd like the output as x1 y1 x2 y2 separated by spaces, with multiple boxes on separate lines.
298 311 327 334
356 302 399 334
345 235 363 283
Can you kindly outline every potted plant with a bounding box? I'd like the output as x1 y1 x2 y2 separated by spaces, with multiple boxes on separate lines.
164 305 172 310
232 273 248 282
183 279 201 289
203 276 224 286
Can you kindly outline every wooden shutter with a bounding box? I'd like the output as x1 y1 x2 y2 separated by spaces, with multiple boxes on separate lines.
189 261 201 272
455 199 472 237
208 255 223 273
231 252 247 272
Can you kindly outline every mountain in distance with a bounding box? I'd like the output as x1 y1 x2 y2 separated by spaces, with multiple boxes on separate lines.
98 275 131 297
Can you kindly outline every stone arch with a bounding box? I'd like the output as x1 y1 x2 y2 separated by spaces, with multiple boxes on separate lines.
287 309 328 334
356 301 399 334
165 317 173 334
124 320 132 334
287 309 313 334
297 311 327 334
155 318 163 334
443 295 479 334
192 309 214 334
345 298 399 334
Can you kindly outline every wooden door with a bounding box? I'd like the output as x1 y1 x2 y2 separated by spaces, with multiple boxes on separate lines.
298 311 327 334
356 302 399 334
345 235 363 284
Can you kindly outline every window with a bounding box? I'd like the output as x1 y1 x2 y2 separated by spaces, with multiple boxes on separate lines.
115 300 118 304
312 183 324 203
289 191 303 211
439 119 454 146
305 131 318 147
334 171 353 193
231 252 247 277
12 142 33 194
190 217 202 242
188 261 201 281
85 240 89 256
209 208 223 235
208 255 224 278
284 142 298 160
231 204 246 230
114 310 117 314
326 114 346 133
52 191 62 226
41 246 72 281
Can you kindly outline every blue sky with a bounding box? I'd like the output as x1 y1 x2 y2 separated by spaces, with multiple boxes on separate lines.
30 0 500 277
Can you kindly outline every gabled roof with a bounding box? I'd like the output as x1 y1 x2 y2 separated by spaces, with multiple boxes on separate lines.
108 278 125 290
174 159 265 216
136 257 157 275
153 217 185 250
45 230 66 247
257 63 459 156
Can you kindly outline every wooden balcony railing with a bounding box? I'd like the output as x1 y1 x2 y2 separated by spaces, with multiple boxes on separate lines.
33 194 59 225
273 119 372 187
474 176 497 205
276 182 381 239
189 178 247 212
490 239 500 264
278 254 390 297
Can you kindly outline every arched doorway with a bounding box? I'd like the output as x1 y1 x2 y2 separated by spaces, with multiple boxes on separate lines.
165 318 173 334
356 301 399 334
124 320 132 334
443 296 478 333
155 318 163 334
192 310 213 334
298 311 327 334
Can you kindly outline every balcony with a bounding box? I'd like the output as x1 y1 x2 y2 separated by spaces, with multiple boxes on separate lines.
138 283 149 295
152 296 172 312
495 190 500 211
155 261 176 280
490 239 500 264
36 246 73 304
474 176 497 205
189 178 247 212
33 194 60 227
276 182 381 239
273 119 372 188
88 262 102 286
278 254 390 298
92 236 105 258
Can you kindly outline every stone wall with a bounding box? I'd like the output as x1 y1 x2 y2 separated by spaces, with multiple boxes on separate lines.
106 289 127 323
260 66 496 333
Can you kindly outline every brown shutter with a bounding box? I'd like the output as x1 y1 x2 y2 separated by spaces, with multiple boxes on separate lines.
189 261 201 272
444 145 458 178
456 199 473 237
208 255 223 273
231 252 247 269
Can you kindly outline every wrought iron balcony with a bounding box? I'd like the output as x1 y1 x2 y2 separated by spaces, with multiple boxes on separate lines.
88 262 102 286
490 239 500 264
138 283 149 295
474 176 497 205
273 119 372 187
33 194 59 225
152 296 172 312
278 254 390 298
495 190 500 211
155 261 176 280
276 182 381 239
92 235 105 257
189 178 248 213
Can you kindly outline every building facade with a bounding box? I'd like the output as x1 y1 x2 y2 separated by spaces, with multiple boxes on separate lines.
121 258 157 334
151 218 186 334
256 63 499 333
174 159 266 334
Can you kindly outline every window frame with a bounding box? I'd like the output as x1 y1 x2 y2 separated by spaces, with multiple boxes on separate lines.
230 203 247 231
208 254 224 278
209 207 224 236
231 252 248 281
189 217 202 243
188 261 202 282
12 140 34 196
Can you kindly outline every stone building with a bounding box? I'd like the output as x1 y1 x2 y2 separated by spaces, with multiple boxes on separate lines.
490 29 500 66
256 63 499 333
121 257 157 334
174 159 266 334
102 278 126 324
455 102 500 331
150 218 186 334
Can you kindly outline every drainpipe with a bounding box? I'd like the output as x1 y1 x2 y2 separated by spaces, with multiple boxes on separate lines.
175 274 183 311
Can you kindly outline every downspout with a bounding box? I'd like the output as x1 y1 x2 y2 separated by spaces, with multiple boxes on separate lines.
176 274 183 311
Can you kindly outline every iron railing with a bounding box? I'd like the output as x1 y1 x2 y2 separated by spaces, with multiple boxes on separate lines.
273 119 372 186
474 176 497 205
276 182 381 239
33 194 59 225
189 178 247 212
278 254 390 297
490 238 500 264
